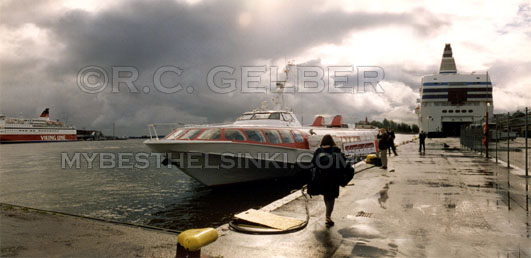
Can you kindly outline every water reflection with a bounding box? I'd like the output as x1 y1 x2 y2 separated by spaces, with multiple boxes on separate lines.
0 139 310 231
490 158 531 239
378 183 389 209
148 175 309 230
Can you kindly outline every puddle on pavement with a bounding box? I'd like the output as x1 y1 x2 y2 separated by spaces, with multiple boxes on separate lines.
460 169 495 176
443 154 479 158
445 203 457 209
466 181 496 189
428 182 455 188
443 192 460 195
339 224 382 239
313 229 337 250
378 183 390 209
388 243 398 248
351 242 397 257
407 179 455 188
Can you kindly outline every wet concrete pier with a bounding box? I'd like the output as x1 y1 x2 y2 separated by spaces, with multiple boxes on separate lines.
0 204 177 257
204 138 530 257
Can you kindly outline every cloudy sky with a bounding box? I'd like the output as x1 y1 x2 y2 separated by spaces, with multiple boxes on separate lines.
1 0 530 136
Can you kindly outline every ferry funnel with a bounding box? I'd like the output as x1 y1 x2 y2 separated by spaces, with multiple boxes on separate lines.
439 43 457 74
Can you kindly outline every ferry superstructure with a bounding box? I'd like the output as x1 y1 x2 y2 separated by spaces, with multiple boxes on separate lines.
417 44 493 137
0 109 77 143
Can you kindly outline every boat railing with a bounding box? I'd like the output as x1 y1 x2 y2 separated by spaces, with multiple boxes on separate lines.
147 123 183 140
181 122 233 128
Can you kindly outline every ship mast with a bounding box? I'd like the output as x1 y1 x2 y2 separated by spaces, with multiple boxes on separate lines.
273 62 295 111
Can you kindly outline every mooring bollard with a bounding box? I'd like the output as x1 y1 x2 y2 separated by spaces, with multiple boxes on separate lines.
176 228 218 258
365 154 378 164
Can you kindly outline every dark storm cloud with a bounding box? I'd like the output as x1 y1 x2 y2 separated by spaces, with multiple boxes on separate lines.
0 0 448 135
47 1 446 66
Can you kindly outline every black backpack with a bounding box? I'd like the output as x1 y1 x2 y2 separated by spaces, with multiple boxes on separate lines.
307 151 355 195
307 167 322 196
307 151 335 196
338 155 355 187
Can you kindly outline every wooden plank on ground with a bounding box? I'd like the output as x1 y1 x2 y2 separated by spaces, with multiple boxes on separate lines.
233 209 304 230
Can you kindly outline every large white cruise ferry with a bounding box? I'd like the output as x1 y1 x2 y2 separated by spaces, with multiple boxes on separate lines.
416 44 493 137
0 108 77 143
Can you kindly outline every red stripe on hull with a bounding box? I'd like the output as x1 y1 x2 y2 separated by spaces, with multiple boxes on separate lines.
0 134 77 143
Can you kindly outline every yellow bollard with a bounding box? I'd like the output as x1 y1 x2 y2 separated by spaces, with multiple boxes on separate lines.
365 154 378 164
176 228 218 258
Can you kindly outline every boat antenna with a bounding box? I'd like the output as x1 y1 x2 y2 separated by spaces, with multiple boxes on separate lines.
274 61 295 111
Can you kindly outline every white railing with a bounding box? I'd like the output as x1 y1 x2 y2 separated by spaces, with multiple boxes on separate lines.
181 122 232 128
147 123 183 140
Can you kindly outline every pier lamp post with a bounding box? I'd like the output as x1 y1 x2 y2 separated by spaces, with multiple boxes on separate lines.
427 116 433 137
485 102 490 158
485 72 490 158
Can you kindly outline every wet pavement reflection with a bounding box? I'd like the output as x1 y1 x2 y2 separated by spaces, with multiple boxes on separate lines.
204 138 531 258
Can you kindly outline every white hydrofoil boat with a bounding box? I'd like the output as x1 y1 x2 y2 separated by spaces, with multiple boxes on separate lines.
145 64 379 186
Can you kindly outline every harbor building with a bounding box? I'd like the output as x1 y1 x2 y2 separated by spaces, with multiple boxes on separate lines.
417 44 493 137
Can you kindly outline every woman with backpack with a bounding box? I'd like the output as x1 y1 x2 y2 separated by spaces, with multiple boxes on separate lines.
310 134 349 227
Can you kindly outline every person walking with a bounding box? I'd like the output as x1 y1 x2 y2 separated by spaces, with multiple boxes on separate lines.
311 134 347 227
377 128 390 169
387 127 398 156
419 130 427 153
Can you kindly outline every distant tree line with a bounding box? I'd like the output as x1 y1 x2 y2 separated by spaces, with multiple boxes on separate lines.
368 119 419 134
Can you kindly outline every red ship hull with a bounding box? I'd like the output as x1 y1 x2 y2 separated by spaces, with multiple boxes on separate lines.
0 134 77 143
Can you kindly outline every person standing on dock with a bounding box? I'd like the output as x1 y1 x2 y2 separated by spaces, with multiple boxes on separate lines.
310 135 346 227
419 130 427 153
377 128 390 169
387 128 398 156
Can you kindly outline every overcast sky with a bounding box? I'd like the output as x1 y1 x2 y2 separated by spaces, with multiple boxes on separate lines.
1 0 530 136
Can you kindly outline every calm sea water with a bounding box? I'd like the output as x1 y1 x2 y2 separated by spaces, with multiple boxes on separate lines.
0 139 307 230
0 134 414 231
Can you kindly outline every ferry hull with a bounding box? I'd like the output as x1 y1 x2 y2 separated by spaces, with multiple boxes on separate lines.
0 134 77 143
172 154 306 187
1 108 77 144
144 140 312 186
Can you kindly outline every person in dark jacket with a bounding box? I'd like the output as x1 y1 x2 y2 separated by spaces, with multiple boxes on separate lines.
311 134 345 227
419 130 427 153
377 128 389 169
387 128 398 156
